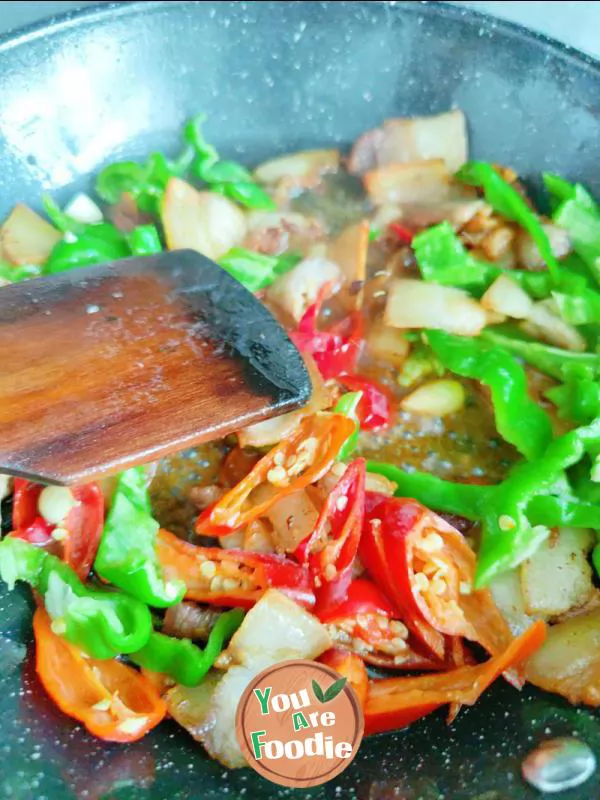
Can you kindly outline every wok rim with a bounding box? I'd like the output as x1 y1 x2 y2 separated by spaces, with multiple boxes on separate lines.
0 0 599 79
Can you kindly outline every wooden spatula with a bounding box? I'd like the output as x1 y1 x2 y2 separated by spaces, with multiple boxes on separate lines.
0 249 311 485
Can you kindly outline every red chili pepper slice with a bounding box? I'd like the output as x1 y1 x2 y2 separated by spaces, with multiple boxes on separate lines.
156 529 315 609
11 480 104 580
364 621 546 735
63 484 105 581
340 375 395 431
295 459 365 592
12 479 44 532
360 493 514 664
317 576 444 671
318 577 395 622
12 516 54 545
34 607 166 743
360 492 445 660
291 285 364 380
388 222 414 245
196 413 354 535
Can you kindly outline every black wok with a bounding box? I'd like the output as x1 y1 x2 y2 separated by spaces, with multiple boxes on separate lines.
0 2 599 798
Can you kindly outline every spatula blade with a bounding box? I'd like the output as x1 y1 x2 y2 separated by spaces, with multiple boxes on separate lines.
0 250 311 484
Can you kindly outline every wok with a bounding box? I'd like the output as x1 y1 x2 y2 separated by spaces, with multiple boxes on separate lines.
0 2 599 798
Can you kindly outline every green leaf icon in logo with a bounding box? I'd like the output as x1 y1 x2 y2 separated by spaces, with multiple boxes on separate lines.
312 676 347 704
312 679 326 703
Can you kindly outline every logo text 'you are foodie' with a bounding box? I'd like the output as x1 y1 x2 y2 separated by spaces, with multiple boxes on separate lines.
236 659 364 788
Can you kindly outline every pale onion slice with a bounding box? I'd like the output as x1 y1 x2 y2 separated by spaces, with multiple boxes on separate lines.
219 530 245 549
237 356 332 448
161 177 246 260
364 159 451 206
222 589 331 668
0 204 61 265
265 254 342 322
367 321 411 367
241 519 275 554
401 379 466 417
516 223 571 271
489 570 535 637
384 278 487 336
521 299 587 352
253 149 340 184
483 309 508 326
63 193 103 224
364 472 397 496
520 528 595 618
526 608 600 705
327 219 370 310
348 110 468 174
263 489 320 553
481 274 533 319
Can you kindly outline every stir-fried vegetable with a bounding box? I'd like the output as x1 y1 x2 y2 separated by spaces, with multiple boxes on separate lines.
426 331 553 460
365 621 546 735
130 608 244 686
368 417 600 587
317 577 440 670
457 161 560 277
291 284 364 378
156 528 315 609
481 328 600 381
34 608 166 742
196 413 355 534
2 107 600 762
361 494 513 661
0 537 152 658
95 467 185 608
218 248 301 292
295 458 365 594
547 174 600 285
12 479 104 581
319 648 369 709
333 392 363 460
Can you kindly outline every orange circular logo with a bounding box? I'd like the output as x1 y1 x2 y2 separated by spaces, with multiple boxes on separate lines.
236 659 364 788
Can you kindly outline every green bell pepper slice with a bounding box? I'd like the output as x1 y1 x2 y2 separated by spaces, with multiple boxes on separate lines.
481 328 600 380
218 248 300 292
426 330 553 460
94 467 185 608
130 608 244 686
127 224 163 256
367 417 600 587
457 161 559 278
0 537 152 659
334 392 363 461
